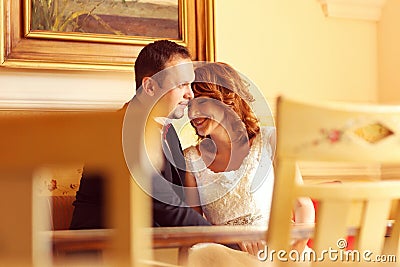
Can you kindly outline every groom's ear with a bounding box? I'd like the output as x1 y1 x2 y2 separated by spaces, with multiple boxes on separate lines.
142 77 157 97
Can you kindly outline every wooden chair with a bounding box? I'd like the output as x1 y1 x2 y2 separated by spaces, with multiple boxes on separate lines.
267 96 400 266
0 109 152 266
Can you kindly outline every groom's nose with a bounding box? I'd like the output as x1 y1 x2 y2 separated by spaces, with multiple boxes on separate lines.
183 84 194 100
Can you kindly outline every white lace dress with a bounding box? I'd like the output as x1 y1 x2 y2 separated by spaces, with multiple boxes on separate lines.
184 126 275 226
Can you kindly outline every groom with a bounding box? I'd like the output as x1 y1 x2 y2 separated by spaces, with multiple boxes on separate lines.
70 40 211 228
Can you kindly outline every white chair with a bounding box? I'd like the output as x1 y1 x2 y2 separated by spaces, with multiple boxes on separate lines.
267 96 400 266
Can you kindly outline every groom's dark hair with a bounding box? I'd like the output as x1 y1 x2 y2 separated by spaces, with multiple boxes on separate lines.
134 40 191 90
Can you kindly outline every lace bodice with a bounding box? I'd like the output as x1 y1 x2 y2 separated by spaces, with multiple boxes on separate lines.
184 126 275 226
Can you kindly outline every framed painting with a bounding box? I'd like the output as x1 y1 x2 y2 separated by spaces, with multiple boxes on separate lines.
0 0 215 71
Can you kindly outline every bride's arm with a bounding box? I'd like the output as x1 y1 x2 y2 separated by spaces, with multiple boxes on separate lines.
294 164 315 224
292 164 315 252
185 171 203 214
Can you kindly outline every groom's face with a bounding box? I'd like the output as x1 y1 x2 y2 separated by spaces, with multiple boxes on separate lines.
155 56 195 119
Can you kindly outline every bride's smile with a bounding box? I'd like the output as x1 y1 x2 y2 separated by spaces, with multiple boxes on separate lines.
191 117 208 128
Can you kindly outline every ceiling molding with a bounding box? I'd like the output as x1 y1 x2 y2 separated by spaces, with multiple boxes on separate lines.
317 0 387 21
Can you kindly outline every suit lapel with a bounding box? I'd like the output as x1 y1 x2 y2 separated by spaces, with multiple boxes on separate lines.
162 125 186 197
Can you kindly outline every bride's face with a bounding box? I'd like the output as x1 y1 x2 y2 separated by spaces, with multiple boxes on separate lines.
188 96 227 137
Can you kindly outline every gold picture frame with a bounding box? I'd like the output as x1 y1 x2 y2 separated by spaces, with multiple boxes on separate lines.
0 0 215 71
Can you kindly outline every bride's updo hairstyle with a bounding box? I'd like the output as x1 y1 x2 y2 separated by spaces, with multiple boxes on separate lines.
192 62 260 140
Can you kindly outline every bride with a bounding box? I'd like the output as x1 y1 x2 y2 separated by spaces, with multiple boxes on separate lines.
183 62 315 266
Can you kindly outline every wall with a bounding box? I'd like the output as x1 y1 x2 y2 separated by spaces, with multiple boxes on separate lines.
378 0 400 104
215 0 378 106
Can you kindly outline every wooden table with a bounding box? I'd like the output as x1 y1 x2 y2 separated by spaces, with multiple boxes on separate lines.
46 229 113 254
152 224 314 248
48 222 393 255
47 223 314 254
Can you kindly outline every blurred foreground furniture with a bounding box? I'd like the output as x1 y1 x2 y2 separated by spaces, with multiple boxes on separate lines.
268 96 400 266
3 100 399 266
0 109 151 266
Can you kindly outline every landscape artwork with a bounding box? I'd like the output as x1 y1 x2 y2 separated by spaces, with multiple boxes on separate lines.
30 0 180 39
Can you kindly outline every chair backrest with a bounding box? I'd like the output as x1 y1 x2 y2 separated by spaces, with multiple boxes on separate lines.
0 110 151 266
267 96 400 266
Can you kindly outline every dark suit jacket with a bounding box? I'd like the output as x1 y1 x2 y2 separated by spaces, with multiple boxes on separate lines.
152 124 211 226
70 102 210 229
